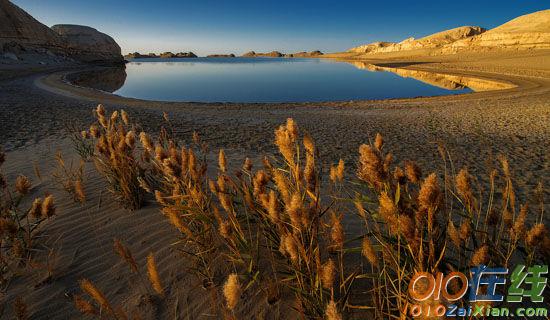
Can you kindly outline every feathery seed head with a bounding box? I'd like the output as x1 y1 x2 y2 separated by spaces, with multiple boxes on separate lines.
336 159 345 181
75 179 86 203
287 192 303 229
79 279 114 315
286 118 298 139
471 245 489 266
512 204 528 239
125 131 135 148
325 300 342 320
448 221 461 249
139 132 153 152
223 274 241 311
110 111 119 124
29 198 43 218
374 133 384 151
121 110 129 125
405 161 422 184
113 239 138 273
526 223 546 248
330 211 345 250
253 170 269 196
459 220 471 241
89 124 100 138
283 234 299 262
499 155 510 177
96 104 105 117
418 173 440 211
275 125 295 165
456 168 473 203
267 190 279 223
357 144 385 188
378 192 398 225
15 175 31 195
147 253 163 295
321 259 336 289
273 170 290 204
218 149 227 173
303 133 315 154
362 237 378 267
41 195 55 217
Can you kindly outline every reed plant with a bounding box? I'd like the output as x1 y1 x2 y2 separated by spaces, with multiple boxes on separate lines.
66 122 95 161
0 149 56 286
350 134 549 318
52 151 86 204
77 109 548 319
140 117 362 318
81 106 146 210
74 241 164 319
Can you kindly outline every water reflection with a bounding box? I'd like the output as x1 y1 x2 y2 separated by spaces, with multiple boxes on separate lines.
348 62 516 92
67 66 127 93
66 59 514 102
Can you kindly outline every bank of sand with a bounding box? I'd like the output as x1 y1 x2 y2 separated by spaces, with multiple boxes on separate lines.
0 49 549 318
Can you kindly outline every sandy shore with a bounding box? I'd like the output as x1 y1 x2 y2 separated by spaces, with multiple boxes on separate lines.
1 49 549 318
2 50 549 188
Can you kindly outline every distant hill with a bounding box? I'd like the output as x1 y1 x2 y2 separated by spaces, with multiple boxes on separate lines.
349 26 485 54
349 9 550 55
444 9 550 52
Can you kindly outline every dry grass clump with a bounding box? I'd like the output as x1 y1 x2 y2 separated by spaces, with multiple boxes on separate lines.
52 152 86 204
0 149 56 285
78 114 353 318
75 241 165 318
77 111 547 319
81 105 146 210
66 122 95 161
138 116 350 318
352 136 549 317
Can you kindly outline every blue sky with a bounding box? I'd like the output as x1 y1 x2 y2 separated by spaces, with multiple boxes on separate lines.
12 0 549 56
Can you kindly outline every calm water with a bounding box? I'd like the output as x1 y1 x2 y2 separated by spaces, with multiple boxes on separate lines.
107 58 472 102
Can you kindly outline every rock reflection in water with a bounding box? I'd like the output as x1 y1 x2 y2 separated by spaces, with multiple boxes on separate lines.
67 66 127 92
348 61 516 92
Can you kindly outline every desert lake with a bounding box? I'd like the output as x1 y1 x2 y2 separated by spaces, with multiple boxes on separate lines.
76 57 482 102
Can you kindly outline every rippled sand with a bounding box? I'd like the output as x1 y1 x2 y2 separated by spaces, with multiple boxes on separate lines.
0 49 549 318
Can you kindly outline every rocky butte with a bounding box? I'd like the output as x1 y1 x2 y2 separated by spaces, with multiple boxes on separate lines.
0 0 123 64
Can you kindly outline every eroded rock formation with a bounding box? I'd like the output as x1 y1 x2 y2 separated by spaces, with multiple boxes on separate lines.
0 0 123 64
349 26 486 54
51 24 123 63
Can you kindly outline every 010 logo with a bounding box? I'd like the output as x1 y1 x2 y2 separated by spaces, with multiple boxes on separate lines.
407 265 548 318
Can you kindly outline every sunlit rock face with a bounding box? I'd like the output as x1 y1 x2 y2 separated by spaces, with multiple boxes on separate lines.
443 9 550 53
349 26 486 54
51 24 123 64
349 9 550 55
